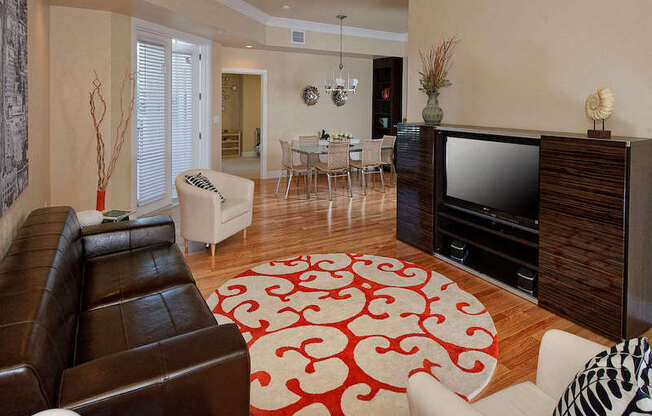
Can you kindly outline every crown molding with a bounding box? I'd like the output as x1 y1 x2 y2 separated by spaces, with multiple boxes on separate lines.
217 0 268 24
215 0 408 42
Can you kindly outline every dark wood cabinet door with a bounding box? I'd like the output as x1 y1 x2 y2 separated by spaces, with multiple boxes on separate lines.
396 125 435 252
539 137 627 339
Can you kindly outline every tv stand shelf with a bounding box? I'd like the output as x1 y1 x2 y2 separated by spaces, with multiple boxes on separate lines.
396 122 652 340
438 209 538 248
437 224 539 271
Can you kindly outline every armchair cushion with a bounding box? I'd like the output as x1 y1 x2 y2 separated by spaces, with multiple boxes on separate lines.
185 172 225 203
553 337 651 416
407 373 483 416
473 382 556 416
536 329 608 399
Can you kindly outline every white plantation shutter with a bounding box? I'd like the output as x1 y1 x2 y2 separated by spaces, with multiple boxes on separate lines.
136 40 168 206
171 52 194 198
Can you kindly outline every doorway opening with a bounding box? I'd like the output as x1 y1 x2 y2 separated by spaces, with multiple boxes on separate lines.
221 71 265 179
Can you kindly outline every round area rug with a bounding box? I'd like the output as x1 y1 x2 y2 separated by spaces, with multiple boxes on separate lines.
206 254 498 416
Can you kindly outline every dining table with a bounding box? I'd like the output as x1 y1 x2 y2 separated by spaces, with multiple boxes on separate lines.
291 139 394 199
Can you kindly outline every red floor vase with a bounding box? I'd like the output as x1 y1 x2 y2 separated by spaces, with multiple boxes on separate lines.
96 190 106 211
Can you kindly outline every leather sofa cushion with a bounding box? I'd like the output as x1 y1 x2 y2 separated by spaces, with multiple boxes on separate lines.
75 284 217 365
82 245 194 310
82 216 176 259
222 198 250 223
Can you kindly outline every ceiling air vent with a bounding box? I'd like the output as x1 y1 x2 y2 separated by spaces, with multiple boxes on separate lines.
291 30 305 45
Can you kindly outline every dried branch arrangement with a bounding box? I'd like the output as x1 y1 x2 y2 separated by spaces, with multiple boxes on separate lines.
89 70 137 191
418 37 459 94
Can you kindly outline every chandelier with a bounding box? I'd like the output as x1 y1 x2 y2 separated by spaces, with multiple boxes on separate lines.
324 15 358 96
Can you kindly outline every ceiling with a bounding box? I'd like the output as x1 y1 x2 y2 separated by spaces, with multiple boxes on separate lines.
244 0 408 33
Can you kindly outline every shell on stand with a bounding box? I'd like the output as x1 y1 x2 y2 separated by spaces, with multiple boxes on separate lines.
585 87 615 121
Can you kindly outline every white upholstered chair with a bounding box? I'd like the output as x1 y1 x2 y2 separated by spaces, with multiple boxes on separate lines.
175 169 254 256
408 329 607 416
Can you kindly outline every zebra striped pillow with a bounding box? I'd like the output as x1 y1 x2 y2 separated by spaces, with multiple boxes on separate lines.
185 172 225 203
554 337 651 416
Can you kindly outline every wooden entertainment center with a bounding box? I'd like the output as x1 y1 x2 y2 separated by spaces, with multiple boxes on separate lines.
396 123 652 340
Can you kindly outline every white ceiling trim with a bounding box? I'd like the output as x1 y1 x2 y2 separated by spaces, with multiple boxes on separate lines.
218 0 268 24
215 0 408 42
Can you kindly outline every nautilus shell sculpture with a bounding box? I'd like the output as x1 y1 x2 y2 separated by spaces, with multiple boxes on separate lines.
585 88 615 121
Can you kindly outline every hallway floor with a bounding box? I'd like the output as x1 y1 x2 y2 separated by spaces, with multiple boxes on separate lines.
222 156 261 179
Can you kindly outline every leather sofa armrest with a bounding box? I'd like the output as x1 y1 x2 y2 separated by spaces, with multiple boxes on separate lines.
82 216 175 258
407 373 483 416
59 325 250 415
536 329 607 400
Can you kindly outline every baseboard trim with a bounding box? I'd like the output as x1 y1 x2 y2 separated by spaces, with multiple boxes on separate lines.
241 151 258 158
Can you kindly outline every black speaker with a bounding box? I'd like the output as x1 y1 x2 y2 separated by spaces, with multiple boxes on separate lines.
450 240 468 263
517 267 537 295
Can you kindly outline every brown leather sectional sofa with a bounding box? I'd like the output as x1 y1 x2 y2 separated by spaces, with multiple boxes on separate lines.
0 207 250 415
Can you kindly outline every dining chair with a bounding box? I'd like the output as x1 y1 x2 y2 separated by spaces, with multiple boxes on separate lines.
313 141 353 201
350 139 385 196
299 135 321 184
276 140 309 199
381 135 397 184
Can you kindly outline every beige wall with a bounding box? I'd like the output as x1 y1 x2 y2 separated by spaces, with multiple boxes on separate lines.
407 0 652 137
241 74 261 154
222 74 243 132
219 46 373 175
0 0 51 258
109 13 135 210
49 6 132 212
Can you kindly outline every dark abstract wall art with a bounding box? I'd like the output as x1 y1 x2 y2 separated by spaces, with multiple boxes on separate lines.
0 0 28 217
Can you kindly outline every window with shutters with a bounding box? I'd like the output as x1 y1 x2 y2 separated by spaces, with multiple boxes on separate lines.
136 40 168 207
133 20 211 214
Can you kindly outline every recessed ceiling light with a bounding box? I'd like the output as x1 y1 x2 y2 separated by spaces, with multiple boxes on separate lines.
245 45 254 48
282 4 290 9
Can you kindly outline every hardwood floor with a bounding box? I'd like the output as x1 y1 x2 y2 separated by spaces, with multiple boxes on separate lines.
155 175 651 401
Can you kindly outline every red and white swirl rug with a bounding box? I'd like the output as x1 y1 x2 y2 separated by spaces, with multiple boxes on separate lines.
206 253 498 415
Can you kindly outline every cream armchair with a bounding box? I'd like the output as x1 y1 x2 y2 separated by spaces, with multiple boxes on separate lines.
175 169 254 256
407 329 607 416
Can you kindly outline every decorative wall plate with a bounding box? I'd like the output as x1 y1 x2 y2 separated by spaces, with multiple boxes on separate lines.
302 86 320 106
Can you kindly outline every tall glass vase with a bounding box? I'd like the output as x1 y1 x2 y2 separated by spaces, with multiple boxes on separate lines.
422 92 443 125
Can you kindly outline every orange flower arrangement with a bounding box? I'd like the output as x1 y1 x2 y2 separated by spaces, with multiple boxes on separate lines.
418 37 459 94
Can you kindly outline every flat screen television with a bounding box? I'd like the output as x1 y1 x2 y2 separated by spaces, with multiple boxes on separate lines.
444 135 540 228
